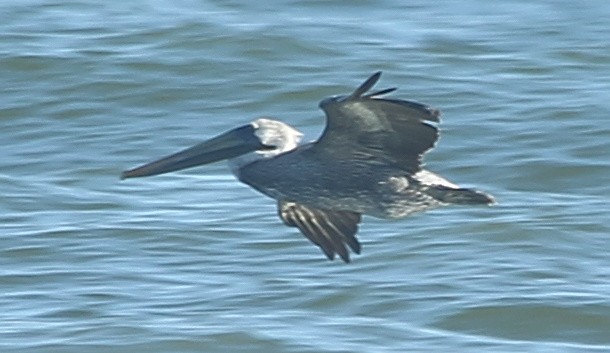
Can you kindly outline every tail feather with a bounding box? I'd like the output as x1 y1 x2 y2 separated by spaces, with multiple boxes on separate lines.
427 185 495 205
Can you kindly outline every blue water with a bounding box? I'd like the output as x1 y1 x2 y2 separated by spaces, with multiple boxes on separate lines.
1 1 609 352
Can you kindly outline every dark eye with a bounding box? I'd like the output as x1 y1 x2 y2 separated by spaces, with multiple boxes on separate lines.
261 144 276 150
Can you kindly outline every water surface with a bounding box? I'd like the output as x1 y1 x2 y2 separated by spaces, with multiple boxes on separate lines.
1 1 609 352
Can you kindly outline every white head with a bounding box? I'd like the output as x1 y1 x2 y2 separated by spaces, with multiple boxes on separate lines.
227 118 303 173
251 118 303 157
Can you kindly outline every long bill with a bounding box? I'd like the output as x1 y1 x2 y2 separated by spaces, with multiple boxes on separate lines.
121 124 266 179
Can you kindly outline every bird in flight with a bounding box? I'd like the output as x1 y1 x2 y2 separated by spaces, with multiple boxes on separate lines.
122 72 494 262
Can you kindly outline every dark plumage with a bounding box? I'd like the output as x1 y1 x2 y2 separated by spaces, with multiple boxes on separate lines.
122 72 494 262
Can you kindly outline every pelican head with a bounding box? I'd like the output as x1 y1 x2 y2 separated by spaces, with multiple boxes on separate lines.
251 118 303 157
121 118 302 179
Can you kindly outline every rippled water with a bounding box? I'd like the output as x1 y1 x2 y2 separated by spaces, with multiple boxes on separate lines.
2 1 609 352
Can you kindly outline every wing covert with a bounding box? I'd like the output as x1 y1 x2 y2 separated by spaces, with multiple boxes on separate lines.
316 72 440 173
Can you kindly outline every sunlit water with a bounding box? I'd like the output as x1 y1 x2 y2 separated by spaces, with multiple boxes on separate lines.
1 1 609 352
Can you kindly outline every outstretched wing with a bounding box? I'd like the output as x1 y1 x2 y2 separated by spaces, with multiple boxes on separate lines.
315 71 440 173
278 201 362 263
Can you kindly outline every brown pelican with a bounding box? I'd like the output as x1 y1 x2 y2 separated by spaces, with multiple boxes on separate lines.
122 72 494 263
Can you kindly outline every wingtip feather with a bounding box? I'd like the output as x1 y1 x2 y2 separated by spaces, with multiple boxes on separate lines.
350 71 383 99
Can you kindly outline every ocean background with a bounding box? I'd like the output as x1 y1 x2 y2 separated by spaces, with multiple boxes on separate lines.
1 1 609 352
